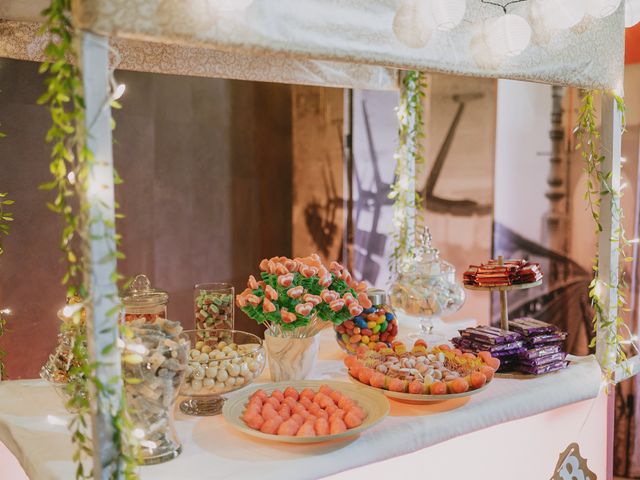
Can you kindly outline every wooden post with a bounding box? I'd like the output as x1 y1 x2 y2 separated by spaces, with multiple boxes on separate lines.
79 32 124 480
402 71 418 256
595 94 622 376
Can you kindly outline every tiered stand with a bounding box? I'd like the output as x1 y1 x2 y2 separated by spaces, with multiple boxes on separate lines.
463 256 542 331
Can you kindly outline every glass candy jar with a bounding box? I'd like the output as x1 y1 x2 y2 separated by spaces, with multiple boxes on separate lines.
389 227 465 338
334 289 398 353
194 283 234 342
122 318 189 465
121 274 169 324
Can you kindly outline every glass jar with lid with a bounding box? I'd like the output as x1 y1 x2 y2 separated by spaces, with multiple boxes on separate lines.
121 274 169 323
389 227 465 338
334 288 399 353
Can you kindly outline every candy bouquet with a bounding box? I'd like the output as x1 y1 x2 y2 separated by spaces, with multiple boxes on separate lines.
237 254 370 338
237 254 370 381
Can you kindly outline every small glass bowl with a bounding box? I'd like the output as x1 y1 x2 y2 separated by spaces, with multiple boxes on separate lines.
179 329 265 416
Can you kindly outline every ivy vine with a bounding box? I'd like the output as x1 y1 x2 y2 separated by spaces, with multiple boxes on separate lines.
39 0 138 478
576 90 628 381
389 71 427 275
0 192 13 379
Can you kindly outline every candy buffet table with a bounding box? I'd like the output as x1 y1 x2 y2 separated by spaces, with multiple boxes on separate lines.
0 324 606 480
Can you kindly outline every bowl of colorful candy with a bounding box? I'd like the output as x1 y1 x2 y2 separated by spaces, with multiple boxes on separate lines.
334 289 398 353
179 329 265 416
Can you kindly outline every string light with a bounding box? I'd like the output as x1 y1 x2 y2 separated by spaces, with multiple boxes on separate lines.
528 0 586 32
393 0 435 48
484 14 532 57
585 0 622 19
112 83 126 101
627 0 640 27
428 0 467 31
67 171 76 184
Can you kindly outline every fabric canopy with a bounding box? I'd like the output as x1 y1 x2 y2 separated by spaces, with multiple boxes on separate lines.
70 0 626 91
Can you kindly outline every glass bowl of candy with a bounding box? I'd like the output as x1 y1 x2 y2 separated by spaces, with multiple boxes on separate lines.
334 289 398 354
180 329 265 416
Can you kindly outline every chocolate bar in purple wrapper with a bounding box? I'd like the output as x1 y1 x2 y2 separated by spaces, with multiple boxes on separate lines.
510 318 558 336
519 344 562 360
520 352 566 367
519 361 568 375
526 332 568 345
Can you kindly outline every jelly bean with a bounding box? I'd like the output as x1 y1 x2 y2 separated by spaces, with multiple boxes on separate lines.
361 335 370 344
367 321 377 329
372 324 381 334
352 327 361 335
376 316 385 324
355 318 368 329
335 324 346 334
361 328 372 336
385 312 394 321
380 320 388 332
370 334 379 342
343 320 355 329
349 335 362 343
354 316 365 323
363 308 375 314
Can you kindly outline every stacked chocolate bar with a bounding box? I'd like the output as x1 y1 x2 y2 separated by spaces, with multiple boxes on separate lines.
463 259 543 287
451 325 525 372
452 319 568 375
510 318 568 375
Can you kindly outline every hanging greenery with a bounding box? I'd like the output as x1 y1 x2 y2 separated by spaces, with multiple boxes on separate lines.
39 0 138 478
576 90 628 381
0 192 13 379
389 71 427 275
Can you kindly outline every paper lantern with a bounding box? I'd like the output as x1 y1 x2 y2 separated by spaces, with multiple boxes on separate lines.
585 0 621 18
528 0 586 31
627 0 640 27
393 0 434 48
483 14 532 57
428 0 466 31
470 29 505 69
211 0 253 11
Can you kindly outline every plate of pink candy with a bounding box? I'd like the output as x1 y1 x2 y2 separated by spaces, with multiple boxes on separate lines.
222 380 389 443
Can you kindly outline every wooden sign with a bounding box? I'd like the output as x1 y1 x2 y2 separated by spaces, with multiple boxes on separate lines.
552 443 596 480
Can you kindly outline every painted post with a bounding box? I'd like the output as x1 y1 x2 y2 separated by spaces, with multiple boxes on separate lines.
595 94 622 377
79 31 124 480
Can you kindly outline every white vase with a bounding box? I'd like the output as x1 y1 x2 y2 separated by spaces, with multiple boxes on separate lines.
264 330 320 382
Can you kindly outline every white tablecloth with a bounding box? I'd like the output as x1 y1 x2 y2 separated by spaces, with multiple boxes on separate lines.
0 323 603 480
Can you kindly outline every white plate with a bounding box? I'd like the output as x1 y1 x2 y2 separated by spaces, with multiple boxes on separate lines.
222 380 389 444
347 374 491 402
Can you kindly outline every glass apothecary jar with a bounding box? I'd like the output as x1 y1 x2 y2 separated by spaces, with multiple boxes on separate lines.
122 318 189 465
389 227 465 338
194 283 234 342
334 289 398 353
121 274 169 323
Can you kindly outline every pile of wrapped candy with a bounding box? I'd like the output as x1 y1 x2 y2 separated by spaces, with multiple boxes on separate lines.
463 259 543 287
451 319 568 375
510 318 568 375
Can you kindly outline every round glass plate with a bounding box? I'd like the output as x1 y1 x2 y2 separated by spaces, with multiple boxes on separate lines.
347 374 491 402
222 380 389 444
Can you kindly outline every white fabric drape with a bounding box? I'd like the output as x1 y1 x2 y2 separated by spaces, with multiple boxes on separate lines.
71 0 625 90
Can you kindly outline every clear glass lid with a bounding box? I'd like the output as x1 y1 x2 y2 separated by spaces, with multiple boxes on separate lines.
121 274 169 308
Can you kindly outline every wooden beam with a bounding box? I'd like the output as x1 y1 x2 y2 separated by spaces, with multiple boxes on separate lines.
79 31 123 480
595 94 622 376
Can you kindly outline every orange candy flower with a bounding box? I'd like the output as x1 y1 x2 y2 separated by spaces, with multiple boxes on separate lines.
329 299 346 312
248 275 259 290
287 286 304 299
280 308 296 324
265 285 278 301
263 297 276 313
278 273 295 287
295 303 313 316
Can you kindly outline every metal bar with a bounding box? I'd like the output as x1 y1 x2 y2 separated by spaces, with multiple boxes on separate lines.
595 94 622 376
79 31 123 480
